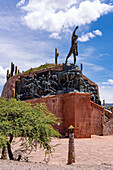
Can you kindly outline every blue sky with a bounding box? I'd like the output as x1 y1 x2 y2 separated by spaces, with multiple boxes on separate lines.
0 0 113 103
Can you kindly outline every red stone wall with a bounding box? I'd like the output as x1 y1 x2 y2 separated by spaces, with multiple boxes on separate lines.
26 95 64 134
62 93 75 135
91 102 103 135
74 93 91 138
90 102 113 136
26 92 92 138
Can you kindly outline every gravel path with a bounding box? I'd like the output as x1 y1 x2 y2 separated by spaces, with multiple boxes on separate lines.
0 160 113 170
10 135 113 165
1 135 113 169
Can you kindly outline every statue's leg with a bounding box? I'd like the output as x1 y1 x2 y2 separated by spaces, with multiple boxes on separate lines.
65 49 72 64
73 52 76 65
75 45 78 56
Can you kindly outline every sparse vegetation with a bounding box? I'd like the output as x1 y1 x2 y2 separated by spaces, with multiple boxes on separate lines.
22 63 61 74
0 98 61 161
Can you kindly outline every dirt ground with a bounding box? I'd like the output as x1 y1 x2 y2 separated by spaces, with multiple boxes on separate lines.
1 135 113 169
0 159 113 170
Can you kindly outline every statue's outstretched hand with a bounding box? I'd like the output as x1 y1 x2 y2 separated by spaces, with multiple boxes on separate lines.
73 26 79 34
76 26 79 30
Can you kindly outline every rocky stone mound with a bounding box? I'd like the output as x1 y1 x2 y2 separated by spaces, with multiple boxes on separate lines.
15 64 101 105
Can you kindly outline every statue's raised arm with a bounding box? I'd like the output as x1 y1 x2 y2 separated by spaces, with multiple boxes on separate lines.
73 26 79 35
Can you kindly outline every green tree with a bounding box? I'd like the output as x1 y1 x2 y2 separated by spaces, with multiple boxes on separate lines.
0 98 60 161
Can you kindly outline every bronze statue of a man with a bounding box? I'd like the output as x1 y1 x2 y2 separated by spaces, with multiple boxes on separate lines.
65 26 79 65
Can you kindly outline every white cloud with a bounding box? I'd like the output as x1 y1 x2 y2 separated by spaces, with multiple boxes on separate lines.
78 34 90 42
0 66 7 86
0 36 56 72
97 53 109 58
16 0 26 7
18 0 113 35
93 29 102 36
102 79 113 84
49 33 61 39
98 53 104 57
78 29 102 42
101 85 111 89
78 32 95 42
99 85 113 103
99 79 113 102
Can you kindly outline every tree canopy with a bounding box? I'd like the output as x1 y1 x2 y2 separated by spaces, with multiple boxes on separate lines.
0 97 60 160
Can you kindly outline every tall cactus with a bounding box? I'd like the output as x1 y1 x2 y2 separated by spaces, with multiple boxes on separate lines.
6 69 10 81
15 66 17 75
55 48 59 64
11 62 14 77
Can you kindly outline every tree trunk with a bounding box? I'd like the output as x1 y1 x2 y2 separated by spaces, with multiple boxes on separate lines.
7 134 14 160
1 146 7 159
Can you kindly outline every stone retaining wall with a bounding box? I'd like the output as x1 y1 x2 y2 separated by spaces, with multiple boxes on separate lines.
91 102 103 135
26 92 91 138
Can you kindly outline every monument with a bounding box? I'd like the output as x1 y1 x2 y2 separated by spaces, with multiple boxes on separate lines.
3 26 111 138
15 26 100 105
